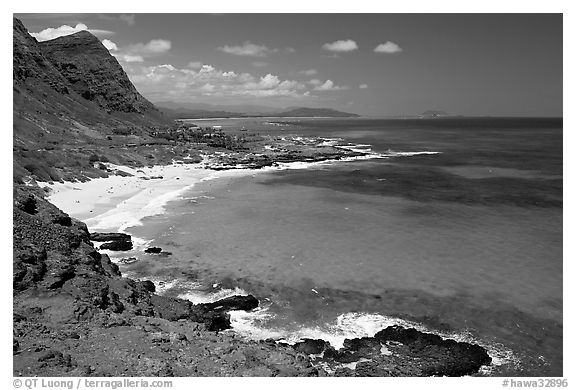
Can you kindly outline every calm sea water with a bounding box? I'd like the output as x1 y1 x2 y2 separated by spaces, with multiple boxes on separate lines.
126 117 563 376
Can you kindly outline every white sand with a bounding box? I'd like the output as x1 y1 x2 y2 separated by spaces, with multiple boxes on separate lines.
40 163 253 233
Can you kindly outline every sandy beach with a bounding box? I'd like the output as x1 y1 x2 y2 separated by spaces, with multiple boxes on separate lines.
41 163 250 233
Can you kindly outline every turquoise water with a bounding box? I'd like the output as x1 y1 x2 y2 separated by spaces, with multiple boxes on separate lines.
125 118 563 376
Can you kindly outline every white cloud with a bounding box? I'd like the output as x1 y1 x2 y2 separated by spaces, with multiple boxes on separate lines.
308 79 322 86
374 41 402 54
313 80 348 91
359 84 368 89
102 39 118 51
322 39 358 52
258 74 281 88
127 39 172 55
114 54 144 63
124 63 311 101
112 39 172 63
300 69 318 76
31 23 114 41
217 41 276 57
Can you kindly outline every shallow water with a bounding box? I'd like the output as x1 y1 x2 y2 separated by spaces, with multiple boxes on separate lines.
122 117 562 375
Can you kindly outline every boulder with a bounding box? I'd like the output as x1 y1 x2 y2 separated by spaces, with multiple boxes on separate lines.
144 247 162 254
99 240 133 251
374 325 492 376
293 339 331 355
200 294 259 312
90 232 131 242
140 280 156 292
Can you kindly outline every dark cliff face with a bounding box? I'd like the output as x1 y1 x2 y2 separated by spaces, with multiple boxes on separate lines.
13 18 70 93
39 31 156 114
13 17 172 183
13 17 167 121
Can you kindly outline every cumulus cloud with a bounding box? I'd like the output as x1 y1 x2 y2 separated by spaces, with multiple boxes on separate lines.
322 39 358 52
127 39 172 55
218 41 276 57
300 69 318 76
374 41 402 53
359 84 368 89
313 80 348 91
30 23 114 41
123 63 311 101
112 39 172 63
102 39 118 51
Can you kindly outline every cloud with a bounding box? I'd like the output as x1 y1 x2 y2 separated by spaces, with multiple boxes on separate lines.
112 39 172 63
252 61 268 68
102 39 118 51
322 39 358 52
30 23 114 41
123 63 311 101
98 14 136 25
359 84 368 89
300 69 318 76
114 54 144 63
374 41 402 53
217 41 276 57
313 80 348 91
308 79 322 86
127 39 172 55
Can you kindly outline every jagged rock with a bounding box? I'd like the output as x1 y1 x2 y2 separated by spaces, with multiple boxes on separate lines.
99 254 121 278
140 280 156 292
52 214 72 226
374 325 492 376
90 232 131 242
100 240 133 251
15 194 37 214
199 295 259 312
293 339 331 355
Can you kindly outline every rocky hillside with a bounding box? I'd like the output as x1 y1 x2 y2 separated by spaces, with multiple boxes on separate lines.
39 31 156 114
13 186 322 376
13 17 172 184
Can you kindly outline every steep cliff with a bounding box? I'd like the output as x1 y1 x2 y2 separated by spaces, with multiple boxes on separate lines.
39 31 156 114
13 17 172 183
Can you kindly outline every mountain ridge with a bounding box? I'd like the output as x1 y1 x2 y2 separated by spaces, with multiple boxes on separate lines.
12 17 173 183
158 105 360 119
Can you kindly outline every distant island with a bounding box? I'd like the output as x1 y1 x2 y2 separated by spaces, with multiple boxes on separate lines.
418 110 451 118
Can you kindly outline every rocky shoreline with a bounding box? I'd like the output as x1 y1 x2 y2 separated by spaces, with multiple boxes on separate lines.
14 156 495 376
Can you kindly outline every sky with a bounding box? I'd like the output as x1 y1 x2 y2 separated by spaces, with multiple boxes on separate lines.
14 13 563 117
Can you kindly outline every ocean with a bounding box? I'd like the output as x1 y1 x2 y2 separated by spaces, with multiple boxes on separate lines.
122 117 562 376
